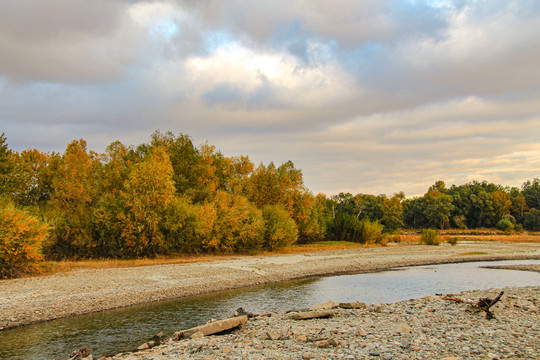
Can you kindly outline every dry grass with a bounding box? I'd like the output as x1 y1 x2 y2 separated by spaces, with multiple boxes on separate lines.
36 254 241 276
401 230 540 244
34 242 371 277
30 231 540 278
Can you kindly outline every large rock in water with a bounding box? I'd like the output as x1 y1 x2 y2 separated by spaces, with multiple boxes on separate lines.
174 315 248 340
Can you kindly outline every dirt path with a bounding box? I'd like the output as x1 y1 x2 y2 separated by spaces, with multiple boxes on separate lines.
1 241 540 330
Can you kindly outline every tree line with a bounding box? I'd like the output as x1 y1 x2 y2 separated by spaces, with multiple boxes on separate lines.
1 131 539 277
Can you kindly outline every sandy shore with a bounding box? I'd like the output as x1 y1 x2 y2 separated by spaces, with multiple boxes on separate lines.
1 241 540 330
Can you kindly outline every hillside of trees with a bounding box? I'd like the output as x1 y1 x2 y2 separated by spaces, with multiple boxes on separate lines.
1 131 539 277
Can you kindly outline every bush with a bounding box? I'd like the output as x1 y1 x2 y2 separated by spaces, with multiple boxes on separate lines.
496 218 514 232
262 204 298 250
447 236 458 246
0 203 50 278
196 191 264 253
523 209 540 231
360 219 385 244
420 229 440 245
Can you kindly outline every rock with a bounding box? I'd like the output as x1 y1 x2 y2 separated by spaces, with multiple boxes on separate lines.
295 335 308 342
234 307 256 318
318 338 339 348
190 331 204 339
287 310 335 320
394 323 412 334
339 301 367 309
174 315 248 340
356 328 368 336
400 340 411 349
311 300 340 310
67 346 92 360
302 352 314 359
262 331 281 340
136 343 149 351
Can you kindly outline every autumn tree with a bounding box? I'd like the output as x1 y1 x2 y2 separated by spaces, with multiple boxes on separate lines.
0 201 50 278
117 147 176 256
48 139 99 257
195 190 264 253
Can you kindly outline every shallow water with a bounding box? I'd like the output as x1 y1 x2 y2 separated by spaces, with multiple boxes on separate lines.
1 259 539 359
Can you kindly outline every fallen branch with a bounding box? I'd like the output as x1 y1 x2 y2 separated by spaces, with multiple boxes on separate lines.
443 291 504 320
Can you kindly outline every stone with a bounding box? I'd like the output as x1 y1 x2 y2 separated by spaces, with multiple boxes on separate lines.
394 323 412 334
287 310 335 320
136 343 149 351
400 340 411 349
311 300 340 311
174 315 248 340
302 352 314 359
190 331 205 339
262 331 281 340
356 328 368 336
339 301 367 309
295 335 308 342
318 338 339 348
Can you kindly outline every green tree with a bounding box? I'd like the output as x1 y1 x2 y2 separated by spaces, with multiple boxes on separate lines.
522 179 540 211
262 204 298 250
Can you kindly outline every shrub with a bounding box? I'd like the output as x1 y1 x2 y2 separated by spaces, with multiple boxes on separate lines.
360 219 385 244
196 191 264 253
262 204 298 250
447 236 458 246
420 229 440 245
496 218 514 232
0 203 50 278
523 209 540 231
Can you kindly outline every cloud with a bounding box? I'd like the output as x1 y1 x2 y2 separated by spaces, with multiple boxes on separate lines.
0 0 539 197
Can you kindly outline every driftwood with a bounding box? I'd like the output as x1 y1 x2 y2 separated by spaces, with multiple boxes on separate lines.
443 291 504 320
173 315 248 340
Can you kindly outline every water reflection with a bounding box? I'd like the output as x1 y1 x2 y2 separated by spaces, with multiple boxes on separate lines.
1 260 539 360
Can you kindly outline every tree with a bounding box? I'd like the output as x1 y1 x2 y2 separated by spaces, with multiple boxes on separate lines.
523 209 540 231
522 179 540 211
0 133 15 197
195 191 264 253
49 139 99 257
0 201 50 278
423 190 454 229
262 204 298 250
8 149 53 206
118 147 177 256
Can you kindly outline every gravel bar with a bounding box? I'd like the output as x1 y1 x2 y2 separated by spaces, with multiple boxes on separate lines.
110 286 540 360
1 241 540 330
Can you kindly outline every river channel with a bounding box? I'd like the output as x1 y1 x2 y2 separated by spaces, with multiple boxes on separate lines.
1 259 539 359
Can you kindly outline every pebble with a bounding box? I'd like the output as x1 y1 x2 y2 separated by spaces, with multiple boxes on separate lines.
109 286 540 360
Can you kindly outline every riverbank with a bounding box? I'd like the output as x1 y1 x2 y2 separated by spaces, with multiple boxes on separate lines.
109 286 540 360
1 241 540 330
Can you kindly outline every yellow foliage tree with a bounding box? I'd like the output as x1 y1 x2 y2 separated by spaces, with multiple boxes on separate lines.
119 147 176 256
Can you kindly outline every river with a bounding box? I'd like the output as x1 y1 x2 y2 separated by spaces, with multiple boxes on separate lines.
1 259 539 359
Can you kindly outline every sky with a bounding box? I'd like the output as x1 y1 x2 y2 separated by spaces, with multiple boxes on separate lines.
1 0 539 197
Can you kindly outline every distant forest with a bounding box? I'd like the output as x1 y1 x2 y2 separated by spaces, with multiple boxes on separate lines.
1 131 539 276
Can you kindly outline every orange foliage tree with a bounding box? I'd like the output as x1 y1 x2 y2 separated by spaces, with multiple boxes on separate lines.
0 202 50 278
